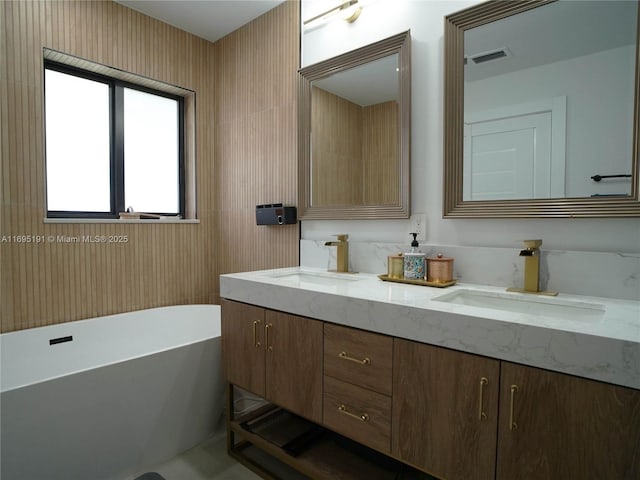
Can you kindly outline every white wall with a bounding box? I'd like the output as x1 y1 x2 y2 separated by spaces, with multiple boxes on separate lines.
466 45 635 197
300 0 640 254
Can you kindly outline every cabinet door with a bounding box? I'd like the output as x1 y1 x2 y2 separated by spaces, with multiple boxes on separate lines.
265 310 323 423
497 362 640 480
393 339 500 480
221 299 265 396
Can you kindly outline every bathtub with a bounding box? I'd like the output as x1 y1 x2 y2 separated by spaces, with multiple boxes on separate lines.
0 305 224 480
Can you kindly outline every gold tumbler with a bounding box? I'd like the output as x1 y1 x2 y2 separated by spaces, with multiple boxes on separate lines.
387 253 404 279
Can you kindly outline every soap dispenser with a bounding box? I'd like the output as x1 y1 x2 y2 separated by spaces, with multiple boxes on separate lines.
403 233 426 280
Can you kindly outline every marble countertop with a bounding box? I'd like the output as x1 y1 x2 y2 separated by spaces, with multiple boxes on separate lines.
220 267 640 390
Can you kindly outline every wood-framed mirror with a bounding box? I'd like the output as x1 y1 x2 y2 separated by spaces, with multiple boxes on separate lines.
298 31 411 220
444 0 640 218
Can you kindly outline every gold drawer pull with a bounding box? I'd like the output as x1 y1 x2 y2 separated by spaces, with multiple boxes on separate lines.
509 384 519 431
338 404 369 422
265 323 273 352
252 320 261 348
478 377 488 421
338 351 370 365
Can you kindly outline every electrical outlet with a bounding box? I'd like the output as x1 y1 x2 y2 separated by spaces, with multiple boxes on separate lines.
409 214 427 241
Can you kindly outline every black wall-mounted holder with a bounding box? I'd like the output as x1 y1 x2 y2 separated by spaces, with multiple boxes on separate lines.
256 204 297 225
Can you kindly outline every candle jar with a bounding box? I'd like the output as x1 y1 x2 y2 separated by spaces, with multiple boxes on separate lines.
427 253 454 283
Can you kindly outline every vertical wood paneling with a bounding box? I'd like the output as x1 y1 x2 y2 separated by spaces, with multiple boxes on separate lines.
311 88 398 207
311 86 363 206
1 0 297 331
213 0 299 297
0 2 7 327
1 0 217 332
363 101 399 204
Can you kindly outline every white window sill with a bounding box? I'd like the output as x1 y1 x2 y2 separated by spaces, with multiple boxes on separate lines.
43 218 200 224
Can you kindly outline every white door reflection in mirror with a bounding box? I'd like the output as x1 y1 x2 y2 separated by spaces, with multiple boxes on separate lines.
463 97 566 200
464 115 545 200
463 0 636 200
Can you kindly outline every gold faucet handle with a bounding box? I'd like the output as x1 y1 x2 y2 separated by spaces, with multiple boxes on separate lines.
522 239 542 249
335 234 349 242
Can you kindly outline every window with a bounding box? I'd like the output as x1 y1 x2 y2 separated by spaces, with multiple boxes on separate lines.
44 61 185 218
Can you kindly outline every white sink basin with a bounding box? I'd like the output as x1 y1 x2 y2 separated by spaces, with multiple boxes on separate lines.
433 289 605 321
266 271 363 287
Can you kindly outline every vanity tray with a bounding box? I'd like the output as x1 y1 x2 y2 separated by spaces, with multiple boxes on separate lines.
378 274 457 288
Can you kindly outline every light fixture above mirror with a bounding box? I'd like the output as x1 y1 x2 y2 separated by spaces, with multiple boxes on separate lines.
443 0 640 217
303 0 363 28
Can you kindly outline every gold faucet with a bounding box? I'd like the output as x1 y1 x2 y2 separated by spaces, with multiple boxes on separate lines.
507 239 557 296
324 234 350 273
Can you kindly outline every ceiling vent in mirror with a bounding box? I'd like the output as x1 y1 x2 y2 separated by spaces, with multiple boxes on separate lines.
468 47 511 64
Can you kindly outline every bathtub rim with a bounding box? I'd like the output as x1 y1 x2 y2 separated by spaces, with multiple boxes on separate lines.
0 304 221 393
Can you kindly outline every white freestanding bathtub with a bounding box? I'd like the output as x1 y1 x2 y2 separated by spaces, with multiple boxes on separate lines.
0 305 224 480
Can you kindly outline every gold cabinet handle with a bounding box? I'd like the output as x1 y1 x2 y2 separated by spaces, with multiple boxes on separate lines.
478 377 488 421
338 351 370 365
252 320 261 348
265 323 273 352
338 404 369 422
509 384 519 431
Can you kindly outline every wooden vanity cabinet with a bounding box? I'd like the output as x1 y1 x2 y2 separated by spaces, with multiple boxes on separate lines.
392 338 500 480
322 323 394 454
221 300 266 396
265 309 323 422
221 299 323 423
496 361 640 480
223 299 640 480
323 375 392 454
392 340 640 480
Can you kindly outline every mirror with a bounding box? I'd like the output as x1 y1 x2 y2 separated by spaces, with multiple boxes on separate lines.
444 0 640 217
298 31 411 219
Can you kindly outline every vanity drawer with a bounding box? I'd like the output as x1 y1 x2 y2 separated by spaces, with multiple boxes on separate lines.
323 376 391 454
324 323 393 395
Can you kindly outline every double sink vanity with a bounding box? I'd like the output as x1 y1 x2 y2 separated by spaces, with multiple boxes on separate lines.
221 0 640 476
220 267 640 480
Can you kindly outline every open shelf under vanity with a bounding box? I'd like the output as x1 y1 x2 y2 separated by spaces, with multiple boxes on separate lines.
226 386 434 480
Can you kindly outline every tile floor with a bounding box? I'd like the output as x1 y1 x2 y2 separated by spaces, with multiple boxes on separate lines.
128 391 309 480
128 435 261 480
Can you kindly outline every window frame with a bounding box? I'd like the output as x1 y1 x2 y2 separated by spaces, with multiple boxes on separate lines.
44 60 186 219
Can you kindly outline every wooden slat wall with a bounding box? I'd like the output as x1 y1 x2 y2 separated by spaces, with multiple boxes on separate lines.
363 101 399 205
212 0 300 291
0 0 299 332
0 0 217 332
310 86 398 207
311 86 363 206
